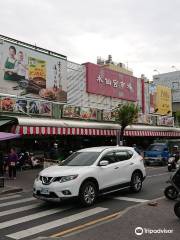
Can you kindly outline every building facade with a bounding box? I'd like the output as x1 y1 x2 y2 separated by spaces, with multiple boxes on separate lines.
153 71 180 112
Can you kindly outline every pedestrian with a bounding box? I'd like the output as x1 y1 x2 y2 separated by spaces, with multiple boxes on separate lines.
8 148 18 180
0 148 4 176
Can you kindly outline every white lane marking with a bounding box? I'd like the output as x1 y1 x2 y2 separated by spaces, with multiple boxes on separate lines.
0 197 35 208
147 173 169 178
0 195 21 201
7 207 108 239
114 197 148 203
0 203 42 217
0 208 68 229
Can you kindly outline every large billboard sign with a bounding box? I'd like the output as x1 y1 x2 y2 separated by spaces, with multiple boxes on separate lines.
149 84 172 116
85 63 137 101
0 40 67 102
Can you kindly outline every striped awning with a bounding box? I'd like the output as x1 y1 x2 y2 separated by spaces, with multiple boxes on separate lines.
14 125 180 137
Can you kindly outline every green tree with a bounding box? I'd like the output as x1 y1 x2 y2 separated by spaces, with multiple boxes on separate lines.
114 103 139 145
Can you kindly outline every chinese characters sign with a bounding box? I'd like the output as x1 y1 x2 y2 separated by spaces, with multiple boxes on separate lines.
85 63 137 101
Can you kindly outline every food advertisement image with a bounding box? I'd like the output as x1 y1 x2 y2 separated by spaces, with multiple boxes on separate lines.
0 97 16 111
80 107 97 120
63 105 80 118
0 41 67 102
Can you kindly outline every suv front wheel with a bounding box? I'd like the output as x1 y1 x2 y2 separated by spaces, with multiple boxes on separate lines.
130 172 143 193
79 181 97 206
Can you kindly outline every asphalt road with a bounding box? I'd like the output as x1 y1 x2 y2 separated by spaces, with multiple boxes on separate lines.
0 166 172 240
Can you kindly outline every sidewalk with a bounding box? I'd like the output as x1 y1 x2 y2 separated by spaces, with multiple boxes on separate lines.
51 198 180 240
0 168 41 195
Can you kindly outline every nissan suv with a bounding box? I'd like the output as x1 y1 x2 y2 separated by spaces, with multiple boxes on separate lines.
33 146 146 206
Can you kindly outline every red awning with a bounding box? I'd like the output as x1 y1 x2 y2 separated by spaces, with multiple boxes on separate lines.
14 126 180 137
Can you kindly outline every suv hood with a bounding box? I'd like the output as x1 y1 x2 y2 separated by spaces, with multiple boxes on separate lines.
40 165 90 177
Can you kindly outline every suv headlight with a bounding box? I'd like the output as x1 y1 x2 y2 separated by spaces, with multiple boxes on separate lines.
59 175 78 183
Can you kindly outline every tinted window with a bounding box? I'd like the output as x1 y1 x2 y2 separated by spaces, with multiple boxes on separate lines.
61 152 100 166
115 151 132 161
101 152 116 164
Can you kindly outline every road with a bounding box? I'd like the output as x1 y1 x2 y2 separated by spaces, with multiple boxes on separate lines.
0 166 171 240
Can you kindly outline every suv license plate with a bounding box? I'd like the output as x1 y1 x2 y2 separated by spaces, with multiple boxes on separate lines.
40 188 49 195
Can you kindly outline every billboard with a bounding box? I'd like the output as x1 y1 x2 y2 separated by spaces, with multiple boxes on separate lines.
85 63 137 101
62 105 97 120
0 40 67 102
149 84 172 116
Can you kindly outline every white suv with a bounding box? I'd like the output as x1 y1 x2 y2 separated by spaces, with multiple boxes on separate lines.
33 146 146 206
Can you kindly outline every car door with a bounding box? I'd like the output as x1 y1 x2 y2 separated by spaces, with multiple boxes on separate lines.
114 150 134 184
97 151 121 190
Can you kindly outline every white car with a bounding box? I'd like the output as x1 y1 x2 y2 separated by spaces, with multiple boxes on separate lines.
33 146 146 206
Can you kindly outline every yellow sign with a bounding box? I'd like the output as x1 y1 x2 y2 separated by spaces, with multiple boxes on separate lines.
28 57 46 80
155 85 172 116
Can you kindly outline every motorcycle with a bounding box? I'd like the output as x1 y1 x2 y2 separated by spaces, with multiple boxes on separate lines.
174 201 180 218
164 167 180 200
167 155 180 172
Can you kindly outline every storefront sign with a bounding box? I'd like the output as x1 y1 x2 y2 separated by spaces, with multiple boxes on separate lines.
157 116 174 127
103 110 115 121
0 40 67 102
85 63 137 101
137 113 157 125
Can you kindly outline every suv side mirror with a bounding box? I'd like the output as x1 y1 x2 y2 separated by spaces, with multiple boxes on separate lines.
99 160 109 166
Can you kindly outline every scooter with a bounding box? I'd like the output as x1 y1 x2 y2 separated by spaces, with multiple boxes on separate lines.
164 167 180 200
174 201 180 218
168 155 180 172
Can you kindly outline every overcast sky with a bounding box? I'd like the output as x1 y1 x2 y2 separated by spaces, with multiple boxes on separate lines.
1 0 180 79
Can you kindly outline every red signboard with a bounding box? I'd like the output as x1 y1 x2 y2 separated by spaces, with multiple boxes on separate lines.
85 63 137 101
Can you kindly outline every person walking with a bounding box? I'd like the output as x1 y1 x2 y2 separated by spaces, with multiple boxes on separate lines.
8 148 18 180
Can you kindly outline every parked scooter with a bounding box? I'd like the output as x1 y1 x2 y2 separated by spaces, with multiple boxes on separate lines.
164 167 180 200
174 201 180 218
168 155 180 172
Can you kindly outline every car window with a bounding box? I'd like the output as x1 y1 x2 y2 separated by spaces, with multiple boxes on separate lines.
115 151 132 162
101 152 116 164
61 152 100 166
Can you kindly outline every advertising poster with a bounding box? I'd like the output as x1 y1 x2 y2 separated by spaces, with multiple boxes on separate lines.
103 110 115 121
155 85 172 116
63 105 80 118
85 62 137 102
0 41 67 102
137 113 156 125
39 102 52 116
0 96 16 111
80 107 97 120
149 83 157 113
157 116 174 127
14 99 28 113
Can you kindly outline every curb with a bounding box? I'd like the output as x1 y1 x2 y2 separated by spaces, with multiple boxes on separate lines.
0 187 23 195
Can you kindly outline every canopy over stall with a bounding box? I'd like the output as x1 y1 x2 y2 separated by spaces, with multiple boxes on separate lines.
0 132 20 141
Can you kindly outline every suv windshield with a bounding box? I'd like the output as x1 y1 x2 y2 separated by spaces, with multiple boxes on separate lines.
147 145 165 151
61 152 100 166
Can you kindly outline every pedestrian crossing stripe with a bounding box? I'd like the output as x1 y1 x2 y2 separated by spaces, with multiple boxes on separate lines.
0 194 21 201
0 207 68 229
7 207 108 239
0 197 35 208
0 203 42 217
